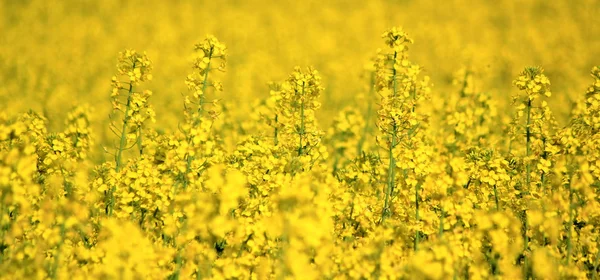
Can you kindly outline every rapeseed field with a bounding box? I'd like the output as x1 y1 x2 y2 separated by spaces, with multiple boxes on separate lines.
1 0 600 279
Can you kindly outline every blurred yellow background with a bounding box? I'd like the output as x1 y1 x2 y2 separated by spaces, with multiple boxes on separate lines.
1 0 598 138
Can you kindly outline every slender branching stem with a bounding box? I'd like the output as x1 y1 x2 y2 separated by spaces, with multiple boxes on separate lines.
115 81 134 173
381 51 398 224
566 171 574 265
274 114 279 146
110 70 135 217
414 181 421 251
523 97 532 274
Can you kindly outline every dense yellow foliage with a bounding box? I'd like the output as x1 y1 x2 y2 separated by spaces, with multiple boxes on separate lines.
1 0 600 279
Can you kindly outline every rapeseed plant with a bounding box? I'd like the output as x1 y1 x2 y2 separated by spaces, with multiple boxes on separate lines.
374 28 432 253
181 35 227 189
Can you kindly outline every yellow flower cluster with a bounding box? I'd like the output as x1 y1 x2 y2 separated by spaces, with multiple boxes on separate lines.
514 67 552 100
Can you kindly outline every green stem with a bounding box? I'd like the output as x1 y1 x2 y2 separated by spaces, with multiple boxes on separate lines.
566 173 574 265
50 222 66 279
525 98 532 187
115 81 134 172
110 73 135 217
72 132 80 151
592 242 600 280
0 193 6 263
332 152 340 177
381 129 397 224
170 218 192 280
60 167 71 198
380 51 398 224
171 250 183 280
523 98 532 272
137 129 143 155
414 181 420 251
411 86 417 113
439 208 444 238
274 114 279 146
298 82 306 156
540 137 547 191
197 47 214 119
493 184 499 211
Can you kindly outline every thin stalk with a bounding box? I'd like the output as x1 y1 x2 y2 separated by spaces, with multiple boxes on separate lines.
276 220 290 280
197 47 215 119
110 74 135 217
171 249 183 280
170 219 191 280
0 194 6 263
523 98 532 273
332 152 340 177
566 173 574 265
381 129 397 224
540 137 547 191
137 129 143 155
60 167 71 197
592 242 600 280
298 82 306 156
439 209 444 238
139 208 146 230
115 81 134 172
50 222 66 280
274 114 279 146
196 264 203 280
493 184 499 211
411 86 417 113
380 51 398 224
73 131 80 148
414 181 421 251
525 99 532 187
